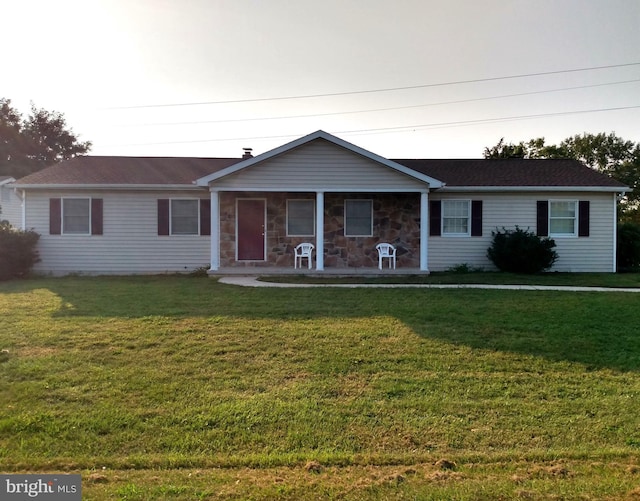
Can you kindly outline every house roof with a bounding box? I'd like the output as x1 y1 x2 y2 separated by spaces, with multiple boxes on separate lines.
12 133 629 193
394 158 629 191
13 156 241 188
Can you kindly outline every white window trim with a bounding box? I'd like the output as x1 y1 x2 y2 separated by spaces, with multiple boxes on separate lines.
170 198 200 236
549 200 578 237
286 199 315 237
344 199 373 237
62 197 91 235
441 199 471 237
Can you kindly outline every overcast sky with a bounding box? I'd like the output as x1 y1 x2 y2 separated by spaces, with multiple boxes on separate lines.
3 0 639 159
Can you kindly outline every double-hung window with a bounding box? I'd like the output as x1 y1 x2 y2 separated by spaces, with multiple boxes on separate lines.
442 200 470 236
171 199 199 235
287 199 315 236
549 200 577 236
63 198 90 234
345 200 373 236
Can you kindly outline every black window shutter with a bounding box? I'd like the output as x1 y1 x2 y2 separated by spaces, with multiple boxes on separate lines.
200 198 211 236
158 199 170 235
429 200 441 236
50 198 61 235
91 198 103 235
536 201 548 237
471 200 483 237
578 200 590 237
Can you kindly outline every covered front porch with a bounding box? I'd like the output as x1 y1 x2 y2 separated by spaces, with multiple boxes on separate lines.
207 190 431 273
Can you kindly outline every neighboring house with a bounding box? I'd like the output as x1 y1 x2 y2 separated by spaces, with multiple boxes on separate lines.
0 176 23 229
12 130 628 275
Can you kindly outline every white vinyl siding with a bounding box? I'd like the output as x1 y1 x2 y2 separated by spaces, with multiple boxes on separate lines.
26 190 211 275
345 199 373 236
171 199 199 235
549 200 577 236
0 186 23 228
287 199 315 236
442 200 470 236
62 198 90 234
213 139 427 191
429 192 616 272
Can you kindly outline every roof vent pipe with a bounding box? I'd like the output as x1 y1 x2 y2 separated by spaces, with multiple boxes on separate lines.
242 148 253 159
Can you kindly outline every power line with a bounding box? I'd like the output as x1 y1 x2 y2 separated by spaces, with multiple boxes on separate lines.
116 79 640 127
105 62 640 110
103 104 640 148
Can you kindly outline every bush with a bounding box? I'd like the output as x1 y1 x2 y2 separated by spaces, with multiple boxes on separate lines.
487 226 557 274
617 222 640 272
0 221 40 280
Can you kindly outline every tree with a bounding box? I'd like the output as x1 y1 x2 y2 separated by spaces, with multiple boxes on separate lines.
0 98 91 178
484 133 640 221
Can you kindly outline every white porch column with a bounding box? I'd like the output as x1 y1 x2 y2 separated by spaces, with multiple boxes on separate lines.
315 191 324 271
420 191 429 272
209 190 220 271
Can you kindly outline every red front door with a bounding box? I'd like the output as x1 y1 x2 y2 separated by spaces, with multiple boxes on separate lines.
237 199 266 261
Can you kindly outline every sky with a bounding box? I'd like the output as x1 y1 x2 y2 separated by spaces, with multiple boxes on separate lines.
3 0 639 160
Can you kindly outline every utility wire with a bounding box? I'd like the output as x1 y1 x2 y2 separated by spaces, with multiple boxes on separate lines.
116 79 640 127
105 62 640 110
103 104 640 147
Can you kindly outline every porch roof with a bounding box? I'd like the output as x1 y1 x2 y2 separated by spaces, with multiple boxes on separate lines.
195 130 445 189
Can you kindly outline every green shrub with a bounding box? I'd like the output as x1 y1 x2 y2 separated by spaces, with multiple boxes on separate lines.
487 226 557 274
617 222 640 272
0 221 40 280
446 263 484 273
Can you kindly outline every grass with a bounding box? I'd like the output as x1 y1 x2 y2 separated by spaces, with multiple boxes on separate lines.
1 276 640 499
261 271 640 287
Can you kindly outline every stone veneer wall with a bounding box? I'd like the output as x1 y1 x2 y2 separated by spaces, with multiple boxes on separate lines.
219 192 422 268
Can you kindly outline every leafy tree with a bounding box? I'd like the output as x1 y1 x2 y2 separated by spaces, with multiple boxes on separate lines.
617 222 640 272
0 98 91 178
484 133 640 221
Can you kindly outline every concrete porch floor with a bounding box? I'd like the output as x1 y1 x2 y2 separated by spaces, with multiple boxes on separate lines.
208 267 430 277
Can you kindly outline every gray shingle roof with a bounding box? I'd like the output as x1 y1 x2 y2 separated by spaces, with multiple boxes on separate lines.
15 156 242 185
393 158 628 188
14 155 628 189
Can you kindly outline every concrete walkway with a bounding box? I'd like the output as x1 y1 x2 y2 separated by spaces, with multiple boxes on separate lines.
218 275 640 292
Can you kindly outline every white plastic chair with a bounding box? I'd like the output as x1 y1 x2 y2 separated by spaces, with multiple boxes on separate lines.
376 243 396 270
294 243 314 269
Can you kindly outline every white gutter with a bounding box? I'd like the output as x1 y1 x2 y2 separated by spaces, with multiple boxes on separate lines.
11 184 206 191
21 190 26 230
439 185 630 193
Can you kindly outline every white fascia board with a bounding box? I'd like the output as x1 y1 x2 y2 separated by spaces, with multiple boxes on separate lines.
0 177 16 186
439 185 630 193
196 130 445 188
209 186 431 193
12 184 206 191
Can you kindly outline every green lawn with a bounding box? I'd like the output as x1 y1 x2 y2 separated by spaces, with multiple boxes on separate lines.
1 276 640 500
261 271 640 287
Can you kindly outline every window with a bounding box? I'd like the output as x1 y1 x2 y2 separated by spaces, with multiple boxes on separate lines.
63 198 90 234
171 199 199 235
158 199 209 236
287 199 315 236
549 200 577 236
50 198 102 235
345 200 373 236
442 200 470 236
